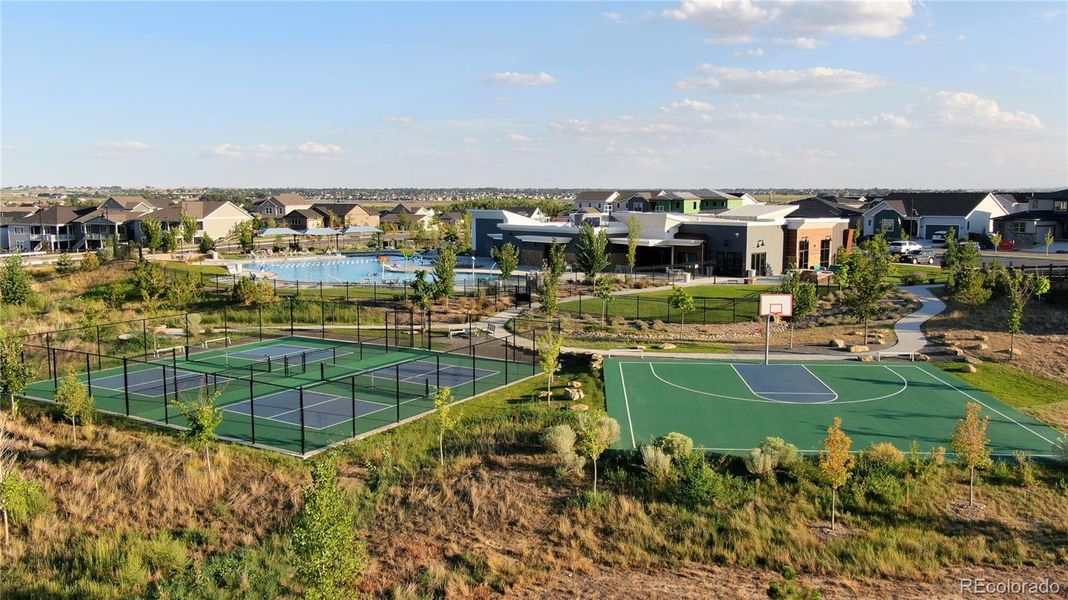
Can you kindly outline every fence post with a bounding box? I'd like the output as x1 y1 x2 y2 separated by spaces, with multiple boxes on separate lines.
351 375 357 438
249 379 256 445
426 308 432 350
122 358 130 416
532 329 538 376
299 387 306 455
289 297 295 336
162 365 170 424
395 364 401 422
45 333 53 380
84 352 93 398
96 325 102 369
578 293 582 316
142 318 148 360
52 349 58 391
471 348 477 396
702 298 707 324
436 354 441 390
320 300 326 338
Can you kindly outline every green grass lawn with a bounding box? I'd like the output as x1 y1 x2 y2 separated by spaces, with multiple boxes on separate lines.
889 263 948 284
560 336 732 354
559 284 775 324
937 361 1068 409
160 261 228 275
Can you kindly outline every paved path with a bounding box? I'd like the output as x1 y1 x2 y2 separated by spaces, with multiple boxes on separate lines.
477 285 946 362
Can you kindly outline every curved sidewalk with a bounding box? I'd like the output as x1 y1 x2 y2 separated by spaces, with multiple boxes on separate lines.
480 285 945 362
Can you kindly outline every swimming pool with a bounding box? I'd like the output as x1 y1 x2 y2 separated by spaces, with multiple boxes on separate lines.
242 255 495 284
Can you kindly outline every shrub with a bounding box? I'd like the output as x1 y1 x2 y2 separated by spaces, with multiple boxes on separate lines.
197 234 216 253
231 277 276 306
1013 451 1036 488
744 447 778 480
864 442 904 466
899 272 926 286
55 253 76 274
541 424 576 456
653 432 694 459
1054 436 1068 465
930 446 947 466
79 252 100 272
668 453 719 507
767 566 821 600
759 437 799 467
640 445 672 481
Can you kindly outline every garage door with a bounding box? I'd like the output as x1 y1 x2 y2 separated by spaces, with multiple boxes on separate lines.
925 224 957 239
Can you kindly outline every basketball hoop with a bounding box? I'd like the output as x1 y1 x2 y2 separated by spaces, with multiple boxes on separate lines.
759 293 793 365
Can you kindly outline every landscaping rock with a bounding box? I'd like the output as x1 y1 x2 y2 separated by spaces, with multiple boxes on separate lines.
563 387 585 401
633 345 646 351
976 334 989 342
961 364 978 373
538 390 552 400
915 353 930 361
570 403 589 412
658 343 677 350
829 339 846 349
568 380 583 388
858 355 875 362
974 343 990 351
848 345 870 353
948 347 965 357
964 356 982 365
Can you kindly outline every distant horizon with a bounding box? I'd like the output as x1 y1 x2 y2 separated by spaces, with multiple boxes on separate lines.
3 1 1066 188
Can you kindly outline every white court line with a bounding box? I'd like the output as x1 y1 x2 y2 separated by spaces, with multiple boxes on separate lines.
917 368 1057 447
800 365 839 402
224 390 393 431
619 361 637 449
692 446 1056 458
730 364 837 404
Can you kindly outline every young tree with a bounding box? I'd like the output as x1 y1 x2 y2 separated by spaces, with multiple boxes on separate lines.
431 247 456 309
433 386 460 466
819 417 855 530
54 253 76 274
0 256 33 306
140 217 163 251
0 333 37 417
161 229 179 253
409 270 435 314
539 242 567 318
55 371 94 437
574 223 610 283
668 285 696 325
991 231 1002 257
536 328 563 399
491 242 519 284
779 272 817 349
837 234 894 341
177 391 224 476
594 275 614 324
132 259 167 304
0 418 47 547
951 402 990 507
1044 230 1055 256
165 271 202 310
79 251 100 272
198 233 216 253
1004 269 1050 359
235 221 256 253
290 459 368 600
231 276 277 306
180 212 198 250
626 215 643 281
573 411 621 493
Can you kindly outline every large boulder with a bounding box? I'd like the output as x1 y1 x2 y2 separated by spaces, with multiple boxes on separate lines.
849 345 870 353
829 339 846 349
961 364 978 373
563 387 585 401
858 354 875 362
658 343 677 350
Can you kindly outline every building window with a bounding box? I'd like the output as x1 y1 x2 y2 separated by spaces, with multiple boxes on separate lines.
798 239 810 269
1011 221 1027 234
1055 200 1067 213
819 238 831 268
750 253 767 275
878 218 895 232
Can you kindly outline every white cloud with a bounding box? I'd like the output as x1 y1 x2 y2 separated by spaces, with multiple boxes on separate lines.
935 91 1043 130
384 115 417 125
485 71 557 86
296 141 342 156
602 11 625 23
678 65 888 95
508 133 533 142
830 113 912 129
703 35 758 45
660 99 715 113
772 37 825 49
1040 8 1066 20
94 141 152 152
666 0 913 38
733 47 765 58
954 34 968 42
904 33 931 45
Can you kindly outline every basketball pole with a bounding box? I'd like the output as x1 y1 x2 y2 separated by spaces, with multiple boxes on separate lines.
764 313 771 366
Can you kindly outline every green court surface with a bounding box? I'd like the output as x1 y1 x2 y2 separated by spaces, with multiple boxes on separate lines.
605 358 1063 457
25 335 538 456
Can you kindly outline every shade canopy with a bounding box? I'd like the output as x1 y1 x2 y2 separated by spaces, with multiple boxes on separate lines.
341 225 383 234
302 228 341 236
257 227 301 236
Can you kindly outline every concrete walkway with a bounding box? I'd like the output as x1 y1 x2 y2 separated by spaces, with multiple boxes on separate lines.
478 284 946 362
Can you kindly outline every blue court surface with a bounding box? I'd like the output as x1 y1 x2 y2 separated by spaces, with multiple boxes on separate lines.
732 364 838 403
92 367 227 399
367 359 497 388
224 389 391 430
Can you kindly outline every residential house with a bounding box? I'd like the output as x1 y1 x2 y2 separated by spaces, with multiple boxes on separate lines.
72 207 140 250
6 206 85 252
0 206 38 251
573 190 630 215
381 203 436 230
252 193 313 219
695 189 761 211
860 192 1011 240
100 195 169 213
993 189 1068 246
284 208 327 231
129 201 254 245
308 203 379 228
788 197 862 252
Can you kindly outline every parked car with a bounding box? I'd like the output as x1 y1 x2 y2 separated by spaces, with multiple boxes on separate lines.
889 240 923 254
931 231 948 244
901 249 935 264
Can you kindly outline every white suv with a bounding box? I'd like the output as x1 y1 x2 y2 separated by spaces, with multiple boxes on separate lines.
889 240 923 254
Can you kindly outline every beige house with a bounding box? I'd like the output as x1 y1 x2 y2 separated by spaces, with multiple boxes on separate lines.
132 200 253 243
253 193 313 218
100 195 170 213
310 203 379 228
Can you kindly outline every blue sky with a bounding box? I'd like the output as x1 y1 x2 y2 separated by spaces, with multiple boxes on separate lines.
2 1 1066 188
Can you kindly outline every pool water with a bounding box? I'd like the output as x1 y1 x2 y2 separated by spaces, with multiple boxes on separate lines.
242 255 493 284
